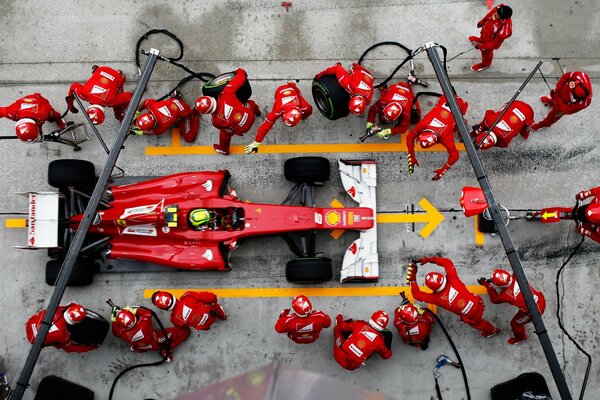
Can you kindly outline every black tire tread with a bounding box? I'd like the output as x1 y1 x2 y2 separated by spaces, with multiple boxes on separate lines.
286 257 333 283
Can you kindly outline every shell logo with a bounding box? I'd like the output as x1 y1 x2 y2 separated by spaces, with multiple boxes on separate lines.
509 115 518 123
170 103 179 111
100 77 109 84
325 210 340 226
440 110 450 118
234 113 242 121
357 339 367 349
283 90 291 95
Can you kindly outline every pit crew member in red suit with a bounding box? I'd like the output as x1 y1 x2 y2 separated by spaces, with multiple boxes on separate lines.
472 100 534 149
274 295 331 344
408 257 500 337
195 68 261 155
245 82 313 154
0 93 66 143
66 65 132 124
25 304 97 353
393 295 434 350
469 4 513 72
366 79 420 140
134 94 200 143
152 291 227 331
406 95 468 181
333 311 392 370
111 306 190 362
531 71 592 131
315 63 374 116
478 269 546 345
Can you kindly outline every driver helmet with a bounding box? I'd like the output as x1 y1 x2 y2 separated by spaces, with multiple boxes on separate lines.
189 209 212 228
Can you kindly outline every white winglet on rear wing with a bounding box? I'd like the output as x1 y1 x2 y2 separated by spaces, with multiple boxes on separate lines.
338 160 378 282
17 192 59 248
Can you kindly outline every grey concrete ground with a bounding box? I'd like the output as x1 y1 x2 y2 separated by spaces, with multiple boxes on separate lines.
1 0 599 399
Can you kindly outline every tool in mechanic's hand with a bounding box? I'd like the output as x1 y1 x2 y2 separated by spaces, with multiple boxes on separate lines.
360 125 383 142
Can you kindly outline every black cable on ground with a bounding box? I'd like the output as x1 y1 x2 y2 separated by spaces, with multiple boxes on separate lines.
108 309 172 400
446 46 476 63
424 309 471 400
135 29 184 71
414 91 442 102
555 235 591 400
358 41 415 88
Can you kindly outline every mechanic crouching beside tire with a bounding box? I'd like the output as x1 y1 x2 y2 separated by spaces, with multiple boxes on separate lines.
312 63 374 120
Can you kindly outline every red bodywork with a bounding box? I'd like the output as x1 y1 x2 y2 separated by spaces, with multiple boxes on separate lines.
70 171 374 271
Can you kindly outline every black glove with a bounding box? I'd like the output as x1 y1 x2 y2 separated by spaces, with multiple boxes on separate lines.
477 277 489 285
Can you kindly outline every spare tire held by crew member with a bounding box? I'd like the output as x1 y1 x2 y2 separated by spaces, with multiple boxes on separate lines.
202 72 252 103
312 63 375 120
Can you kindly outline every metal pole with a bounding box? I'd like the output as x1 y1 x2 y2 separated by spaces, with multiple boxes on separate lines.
9 49 159 400
475 61 543 148
73 93 111 154
424 43 573 400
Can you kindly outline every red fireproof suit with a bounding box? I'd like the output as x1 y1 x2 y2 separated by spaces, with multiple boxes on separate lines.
476 100 534 148
139 98 200 142
254 82 312 143
393 307 435 349
0 93 66 130
170 291 226 331
406 96 468 177
411 257 498 336
112 307 189 353
211 68 261 153
532 71 592 129
275 309 331 344
367 82 419 136
25 304 97 353
333 318 392 370
469 4 512 68
66 66 132 121
482 276 546 342
315 63 375 104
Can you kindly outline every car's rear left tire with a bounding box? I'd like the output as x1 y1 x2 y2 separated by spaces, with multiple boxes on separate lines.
286 257 333 283
46 259 94 287
284 156 330 184
48 159 95 189
202 71 252 103
312 74 350 120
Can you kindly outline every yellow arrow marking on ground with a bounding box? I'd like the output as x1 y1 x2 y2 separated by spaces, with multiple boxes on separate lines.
145 128 466 156
5 219 27 228
377 198 445 239
143 285 486 299
542 211 557 220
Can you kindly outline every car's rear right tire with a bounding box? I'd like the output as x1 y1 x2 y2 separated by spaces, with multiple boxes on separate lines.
312 74 350 120
46 259 94 286
48 159 95 189
202 71 252 103
284 156 330 184
286 257 333 283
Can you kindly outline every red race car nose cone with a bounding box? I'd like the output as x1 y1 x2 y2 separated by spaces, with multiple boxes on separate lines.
460 186 489 217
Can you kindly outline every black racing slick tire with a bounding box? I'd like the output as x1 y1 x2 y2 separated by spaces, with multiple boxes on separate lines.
46 259 94 287
286 257 333 284
67 310 109 346
202 71 252 103
48 159 95 189
312 74 350 120
284 156 330 184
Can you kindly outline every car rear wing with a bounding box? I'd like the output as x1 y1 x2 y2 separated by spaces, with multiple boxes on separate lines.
338 160 378 282
14 192 59 249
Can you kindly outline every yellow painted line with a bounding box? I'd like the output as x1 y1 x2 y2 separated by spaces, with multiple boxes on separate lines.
5 219 27 228
143 285 487 299
474 214 485 246
145 128 466 156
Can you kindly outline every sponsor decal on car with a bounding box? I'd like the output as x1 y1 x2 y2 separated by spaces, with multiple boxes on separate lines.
122 225 158 237
325 210 340 226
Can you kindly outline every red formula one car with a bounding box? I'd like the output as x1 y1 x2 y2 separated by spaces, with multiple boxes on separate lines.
23 157 378 286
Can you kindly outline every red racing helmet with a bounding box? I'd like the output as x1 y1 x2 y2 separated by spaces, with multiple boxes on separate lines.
136 113 156 131
398 304 419 324
349 94 367 116
282 106 302 127
63 304 86 325
417 131 438 149
15 118 42 143
425 272 446 292
195 96 217 114
87 105 105 125
491 269 512 287
291 295 312 316
369 310 389 331
115 309 136 329
585 204 600 224
383 102 403 122
152 291 176 311
476 131 497 150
